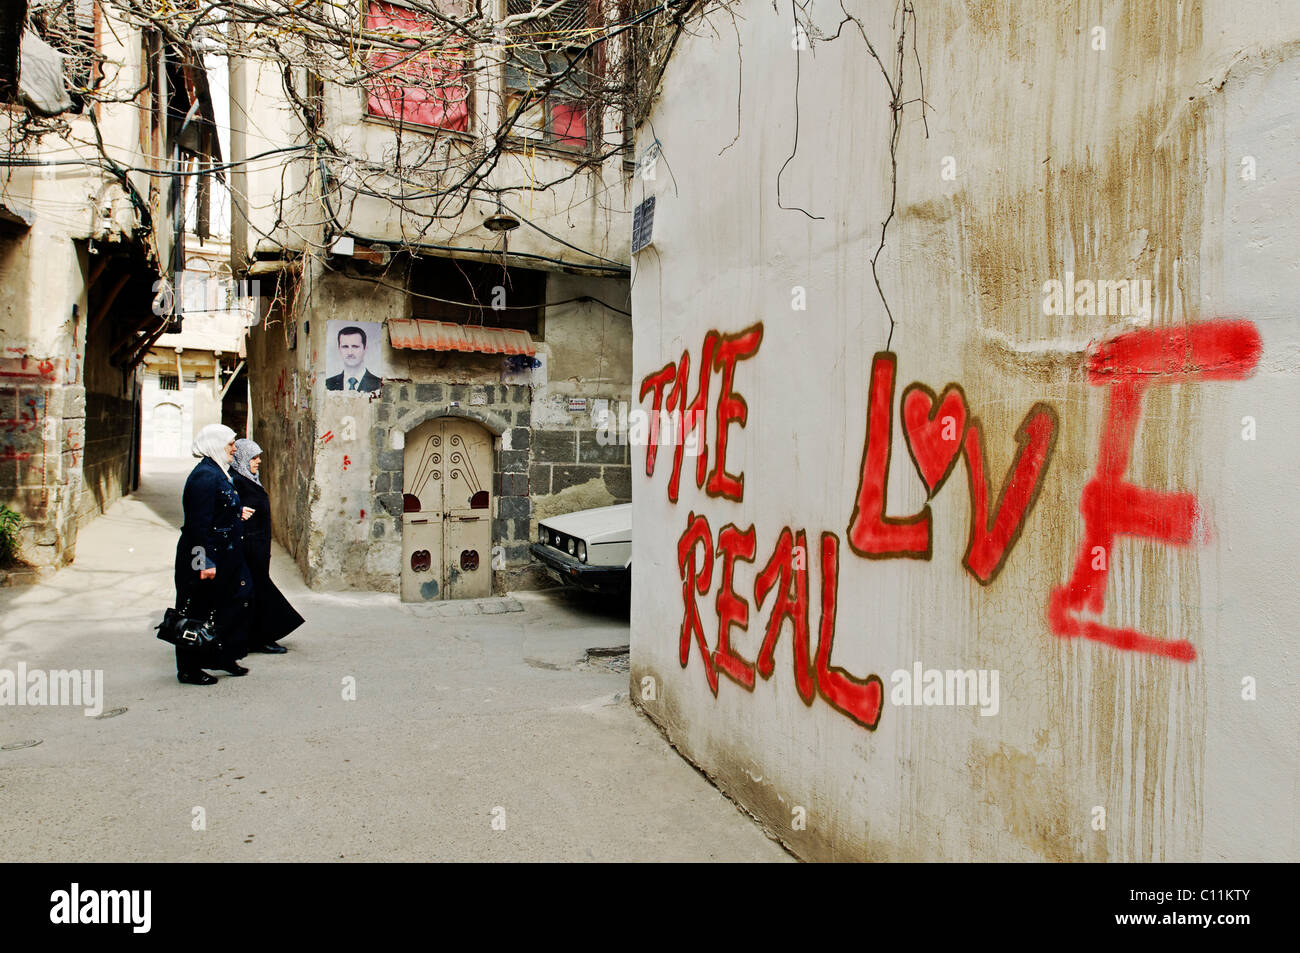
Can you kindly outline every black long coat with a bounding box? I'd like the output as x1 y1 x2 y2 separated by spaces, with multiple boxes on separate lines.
174 457 253 663
232 470 304 644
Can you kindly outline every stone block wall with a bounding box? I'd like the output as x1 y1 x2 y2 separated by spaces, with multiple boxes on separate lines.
368 381 536 593
529 426 632 528
77 390 136 527
0 374 114 571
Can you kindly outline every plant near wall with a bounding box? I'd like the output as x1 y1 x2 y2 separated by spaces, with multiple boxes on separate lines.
0 504 22 566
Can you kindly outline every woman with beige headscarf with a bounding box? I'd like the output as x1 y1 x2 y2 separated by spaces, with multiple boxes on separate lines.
172 423 255 684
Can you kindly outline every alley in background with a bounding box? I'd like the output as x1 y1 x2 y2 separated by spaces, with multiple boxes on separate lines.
0 458 788 863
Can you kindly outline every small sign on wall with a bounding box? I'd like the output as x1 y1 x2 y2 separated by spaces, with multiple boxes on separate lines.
568 398 588 414
632 196 655 254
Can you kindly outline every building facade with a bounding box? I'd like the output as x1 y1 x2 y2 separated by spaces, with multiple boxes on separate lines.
231 0 637 597
2 3 219 573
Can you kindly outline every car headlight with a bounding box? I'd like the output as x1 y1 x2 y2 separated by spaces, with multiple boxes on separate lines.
567 538 576 555
578 541 587 562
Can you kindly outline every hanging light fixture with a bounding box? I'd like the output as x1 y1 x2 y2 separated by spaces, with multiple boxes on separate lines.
483 197 519 233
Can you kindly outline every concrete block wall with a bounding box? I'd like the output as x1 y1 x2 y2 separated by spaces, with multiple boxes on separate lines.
0 231 96 571
0 379 80 568
245 295 316 579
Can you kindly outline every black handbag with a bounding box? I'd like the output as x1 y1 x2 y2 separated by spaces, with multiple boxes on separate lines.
156 601 222 654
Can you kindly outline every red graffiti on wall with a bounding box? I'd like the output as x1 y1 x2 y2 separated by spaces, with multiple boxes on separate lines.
64 419 83 468
274 368 288 410
846 353 1059 582
754 527 815 704
639 324 762 502
846 354 932 559
676 512 884 730
713 522 757 689
961 404 1059 585
651 326 886 730
0 355 58 383
1047 319 1263 662
645 317 1264 731
1 398 42 436
813 532 884 729
677 512 717 694
1 390 47 474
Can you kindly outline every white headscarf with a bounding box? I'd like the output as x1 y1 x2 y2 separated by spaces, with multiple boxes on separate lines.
193 423 237 479
232 438 263 485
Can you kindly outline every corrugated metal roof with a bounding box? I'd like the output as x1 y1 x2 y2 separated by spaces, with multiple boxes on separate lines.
388 319 536 356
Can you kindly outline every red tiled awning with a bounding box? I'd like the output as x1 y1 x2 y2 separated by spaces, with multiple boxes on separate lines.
388 319 536 356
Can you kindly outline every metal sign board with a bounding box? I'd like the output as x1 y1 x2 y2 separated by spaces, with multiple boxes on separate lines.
631 196 655 254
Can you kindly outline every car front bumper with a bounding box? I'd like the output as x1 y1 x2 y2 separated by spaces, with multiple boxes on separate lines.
530 543 630 593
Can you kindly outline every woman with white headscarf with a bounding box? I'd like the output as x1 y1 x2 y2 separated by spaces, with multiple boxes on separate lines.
231 438 304 652
172 423 255 684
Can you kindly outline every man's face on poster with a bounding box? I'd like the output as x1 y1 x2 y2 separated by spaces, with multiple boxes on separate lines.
338 332 366 370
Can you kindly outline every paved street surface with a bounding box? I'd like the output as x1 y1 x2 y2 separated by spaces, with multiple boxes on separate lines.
0 458 789 862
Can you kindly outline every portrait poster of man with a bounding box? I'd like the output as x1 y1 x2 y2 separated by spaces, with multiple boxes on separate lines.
325 321 387 394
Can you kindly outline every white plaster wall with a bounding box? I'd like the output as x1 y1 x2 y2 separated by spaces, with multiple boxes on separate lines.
629 0 1300 862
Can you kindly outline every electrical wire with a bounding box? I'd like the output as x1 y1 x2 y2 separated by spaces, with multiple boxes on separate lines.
492 199 624 267
0 144 313 176
320 255 629 315
339 228 629 276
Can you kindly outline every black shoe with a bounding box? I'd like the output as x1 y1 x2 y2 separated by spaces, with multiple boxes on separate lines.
219 663 249 676
178 670 218 686
251 643 287 654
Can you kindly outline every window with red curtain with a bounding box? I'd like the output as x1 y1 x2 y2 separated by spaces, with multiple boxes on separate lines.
502 0 597 151
364 0 469 132
550 101 588 148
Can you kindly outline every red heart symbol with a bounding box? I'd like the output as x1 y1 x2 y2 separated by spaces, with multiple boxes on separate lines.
902 384 967 496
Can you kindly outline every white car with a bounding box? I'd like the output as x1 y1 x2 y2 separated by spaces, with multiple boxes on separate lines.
531 503 631 593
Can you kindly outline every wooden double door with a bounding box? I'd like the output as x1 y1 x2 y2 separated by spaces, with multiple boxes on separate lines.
400 417 493 602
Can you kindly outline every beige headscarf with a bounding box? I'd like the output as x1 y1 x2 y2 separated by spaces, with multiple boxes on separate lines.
192 423 237 480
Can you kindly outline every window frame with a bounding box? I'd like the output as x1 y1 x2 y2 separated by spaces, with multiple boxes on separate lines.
500 0 603 155
359 0 476 137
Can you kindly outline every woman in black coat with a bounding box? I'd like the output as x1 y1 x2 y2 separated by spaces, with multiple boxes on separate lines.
231 438 304 652
173 424 255 685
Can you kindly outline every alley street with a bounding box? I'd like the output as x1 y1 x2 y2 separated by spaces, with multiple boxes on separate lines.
0 459 789 863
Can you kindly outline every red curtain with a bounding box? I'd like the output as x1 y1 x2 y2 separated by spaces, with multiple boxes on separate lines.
365 1 469 131
551 101 587 147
